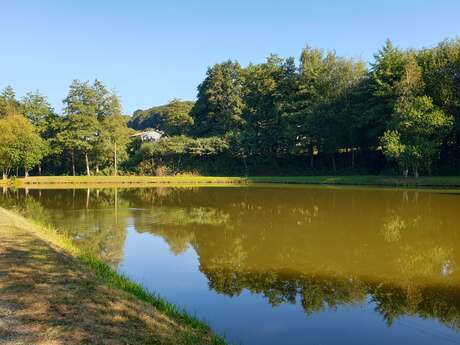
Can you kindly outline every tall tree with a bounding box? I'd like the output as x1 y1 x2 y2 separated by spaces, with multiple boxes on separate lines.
59 80 99 176
312 53 367 170
240 55 289 158
0 114 45 178
191 61 245 136
21 91 55 130
95 94 132 175
419 39 460 158
57 114 99 176
290 48 367 170
381 56 453 176
17 115 47 177
0 86 21 118
368 39 407 145
21 91 58 174
290 47 325 166
0 116 21 178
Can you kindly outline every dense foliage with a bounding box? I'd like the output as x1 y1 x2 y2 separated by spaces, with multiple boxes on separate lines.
129 99 194 135
1 38 460 177
0 80 133 177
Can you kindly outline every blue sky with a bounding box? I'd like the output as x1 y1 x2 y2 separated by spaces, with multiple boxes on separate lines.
1 0 459 114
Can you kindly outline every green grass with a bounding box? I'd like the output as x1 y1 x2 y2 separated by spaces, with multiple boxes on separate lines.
2 208 227 345
80 258 223 339
7 174 460 188
245 175 460 187
11 175 246 186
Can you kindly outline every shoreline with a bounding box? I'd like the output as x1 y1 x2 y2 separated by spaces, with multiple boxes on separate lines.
0 207 227 345
2 175 460 189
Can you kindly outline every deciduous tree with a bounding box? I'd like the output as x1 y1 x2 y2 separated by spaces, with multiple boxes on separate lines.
192 61 245 136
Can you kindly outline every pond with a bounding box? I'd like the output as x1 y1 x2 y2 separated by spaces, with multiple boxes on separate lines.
1 185 460 345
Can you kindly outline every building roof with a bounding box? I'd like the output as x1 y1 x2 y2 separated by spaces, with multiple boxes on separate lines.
130 129 165 141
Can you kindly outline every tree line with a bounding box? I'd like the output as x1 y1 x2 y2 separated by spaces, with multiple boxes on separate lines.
1 38 460 177
132 38 460 177
0 80 132 178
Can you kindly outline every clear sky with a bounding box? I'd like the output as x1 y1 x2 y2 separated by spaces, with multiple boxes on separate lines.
1 0 459 114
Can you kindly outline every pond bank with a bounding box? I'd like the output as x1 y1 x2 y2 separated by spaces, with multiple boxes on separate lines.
0 207 226 345
3 175 460 188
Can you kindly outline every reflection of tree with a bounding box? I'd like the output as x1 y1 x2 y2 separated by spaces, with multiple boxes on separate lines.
0 191 55 226
397 246 453 278
381 214 405 242
132 206 230 255
202 268 367 312
135 207 229 229
2 186 460 330
59 208 128 266
0 188 128 267
135 187 460 281
203 266 460 329
132 186 460 329
372 281 460 328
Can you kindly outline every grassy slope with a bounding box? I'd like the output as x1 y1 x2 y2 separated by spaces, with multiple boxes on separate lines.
0 207 226 345
4 175 460 188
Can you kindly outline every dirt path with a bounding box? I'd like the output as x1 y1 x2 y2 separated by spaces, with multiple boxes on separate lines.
0 209 208 345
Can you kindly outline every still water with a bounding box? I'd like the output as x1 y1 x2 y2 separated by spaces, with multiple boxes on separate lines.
1 185 460 345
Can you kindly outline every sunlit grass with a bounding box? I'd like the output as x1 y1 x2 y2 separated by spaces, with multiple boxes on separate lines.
8 174 460 188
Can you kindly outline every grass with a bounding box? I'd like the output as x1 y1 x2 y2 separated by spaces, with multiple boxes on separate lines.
81 258 215 333
0 207 227 345
5 174 460 188
245 175 460 187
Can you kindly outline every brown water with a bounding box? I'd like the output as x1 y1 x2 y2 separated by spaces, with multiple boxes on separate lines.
2 185 460 345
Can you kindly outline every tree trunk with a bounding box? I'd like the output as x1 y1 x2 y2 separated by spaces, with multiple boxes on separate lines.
95 163 99 174
403 190 409 203
309 146 314 169
24 169 29 178
242 155 248 176
351 148 355 169
71 151 76 176
114 142 118 176
331 154 337 173
2 172 7 180
38 165 42 176
177 156 182 172
414 166 419 178
85 153 90 176
403 166 409 178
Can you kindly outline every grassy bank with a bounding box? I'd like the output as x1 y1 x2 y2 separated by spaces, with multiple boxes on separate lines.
5 174 460 188
3 175 246 186
0 207 227 345
246 175 460 187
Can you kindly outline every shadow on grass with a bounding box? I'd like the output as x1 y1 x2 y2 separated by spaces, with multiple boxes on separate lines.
0 227 218 345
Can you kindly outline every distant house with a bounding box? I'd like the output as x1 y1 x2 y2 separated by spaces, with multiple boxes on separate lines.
130 129 164 142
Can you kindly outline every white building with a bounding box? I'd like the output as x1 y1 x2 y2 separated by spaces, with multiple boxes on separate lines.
130 129 164 142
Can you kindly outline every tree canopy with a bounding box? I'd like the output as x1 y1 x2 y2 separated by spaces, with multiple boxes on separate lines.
130 99 194 135
2 37 460 177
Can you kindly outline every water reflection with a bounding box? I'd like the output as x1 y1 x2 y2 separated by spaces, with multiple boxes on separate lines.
0 188 129 266
2 186 460 342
